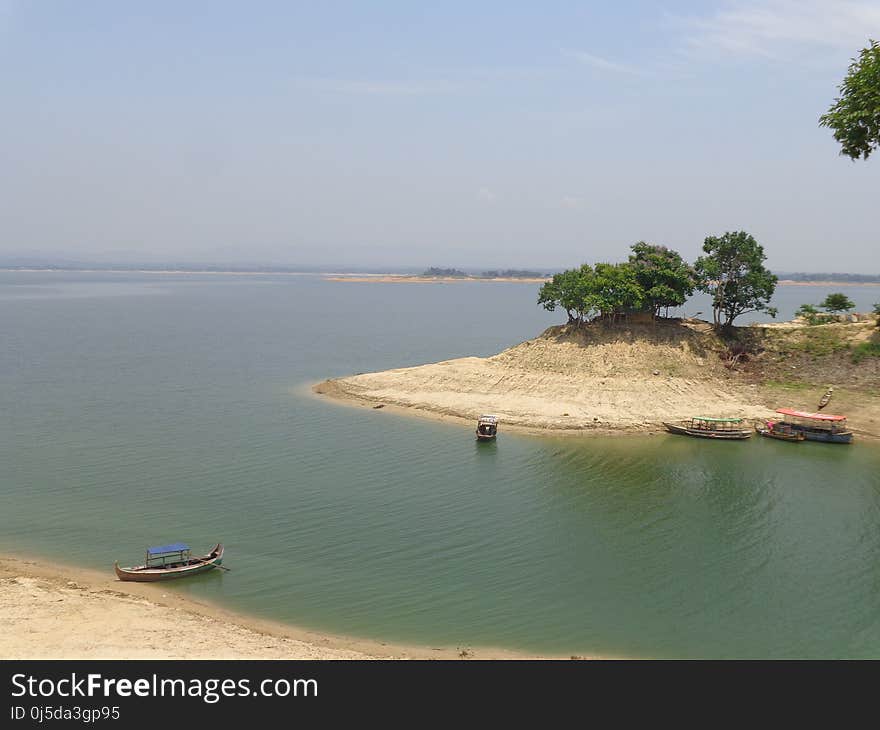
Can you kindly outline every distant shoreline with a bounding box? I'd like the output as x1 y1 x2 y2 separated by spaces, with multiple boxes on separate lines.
2 269 879 286
776 280 880 287
324 274 550 283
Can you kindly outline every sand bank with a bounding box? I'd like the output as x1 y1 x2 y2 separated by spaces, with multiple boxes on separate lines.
0 554 558 660
314 322 776 435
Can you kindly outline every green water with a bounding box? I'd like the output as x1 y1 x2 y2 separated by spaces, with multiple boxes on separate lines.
2 272 880 658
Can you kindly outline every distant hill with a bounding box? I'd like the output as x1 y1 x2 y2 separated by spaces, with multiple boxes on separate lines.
480 269 545 279
422 267 469 277
777 272 880 283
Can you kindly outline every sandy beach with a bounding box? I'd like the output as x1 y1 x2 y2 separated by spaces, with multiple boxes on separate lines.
0 554 564 660
315 321 776 434
314 319 880 440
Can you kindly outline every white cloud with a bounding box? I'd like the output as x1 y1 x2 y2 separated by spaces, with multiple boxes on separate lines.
676 0 880 60
563 49 643 75
295 78 458 96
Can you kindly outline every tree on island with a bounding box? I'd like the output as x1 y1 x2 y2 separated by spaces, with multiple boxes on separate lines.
820 39 880 161
628 242 696 318
481 269 543 279
538 265 595 324
422 267 468 277
590 262 644 321
820 292 856 314
694 231 778 329
537 262 647 325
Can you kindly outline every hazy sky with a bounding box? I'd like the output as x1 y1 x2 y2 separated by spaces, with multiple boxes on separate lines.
2 1 879 270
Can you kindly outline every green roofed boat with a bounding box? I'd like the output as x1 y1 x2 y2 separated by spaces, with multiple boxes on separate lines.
663 417 752 440
114 542 224 582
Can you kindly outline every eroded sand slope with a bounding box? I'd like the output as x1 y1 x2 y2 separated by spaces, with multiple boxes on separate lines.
316 322 775 432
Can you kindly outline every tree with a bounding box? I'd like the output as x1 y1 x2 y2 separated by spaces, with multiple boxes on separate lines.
591 262 644 321
628 242 696 318
693 231 778 328
820 292 856 313
796 304 819 318
819 39 880 161
537 262 643 325
537 265 596 324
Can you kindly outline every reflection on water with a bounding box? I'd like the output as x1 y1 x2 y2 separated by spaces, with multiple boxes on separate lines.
1 271 879 658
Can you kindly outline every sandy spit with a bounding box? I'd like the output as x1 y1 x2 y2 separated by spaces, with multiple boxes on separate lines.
0 555 579 660
313 325 776 435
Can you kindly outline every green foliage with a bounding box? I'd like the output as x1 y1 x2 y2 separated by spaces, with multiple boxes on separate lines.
819 39 880 161
852 341 880 363
693 231 778 328
537 262 644 324
796 303 835 325
820 292 856 313
591 262 644 319
628 242 696 317
872 302 880 315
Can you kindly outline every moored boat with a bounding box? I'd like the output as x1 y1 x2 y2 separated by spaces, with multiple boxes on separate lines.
476 414 499 441
114 542 224 582
755 421 805 442
663 417 752 440
817 387 833 410
775 408 853 444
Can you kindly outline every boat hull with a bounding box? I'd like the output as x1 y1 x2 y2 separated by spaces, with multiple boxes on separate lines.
115 544 224 582
475 432 496 441
798 429 853 444
663 422 752 440
755 426 804 442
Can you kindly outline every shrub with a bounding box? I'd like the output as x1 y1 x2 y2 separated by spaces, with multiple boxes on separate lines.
820 292 856 313
852 341 880 363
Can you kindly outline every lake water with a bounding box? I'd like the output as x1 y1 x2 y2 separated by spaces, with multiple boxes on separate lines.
2 271 879 658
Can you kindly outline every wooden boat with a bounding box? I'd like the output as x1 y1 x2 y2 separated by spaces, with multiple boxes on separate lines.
663 417 752 440
817 387 833 410
114 543 224 582
476 414 499 441
755 421 805 442
774 408 853 444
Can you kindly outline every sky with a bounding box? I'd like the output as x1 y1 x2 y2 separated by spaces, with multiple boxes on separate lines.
1 0 879 271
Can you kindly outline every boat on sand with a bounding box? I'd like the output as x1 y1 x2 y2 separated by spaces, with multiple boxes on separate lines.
114 543 224 582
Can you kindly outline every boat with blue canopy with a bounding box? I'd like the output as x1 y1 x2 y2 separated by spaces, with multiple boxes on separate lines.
114 542 224 582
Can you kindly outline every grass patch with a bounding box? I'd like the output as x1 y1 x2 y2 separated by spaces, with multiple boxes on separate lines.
763 380 814 391
786 329 851 357
852 341 880 363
